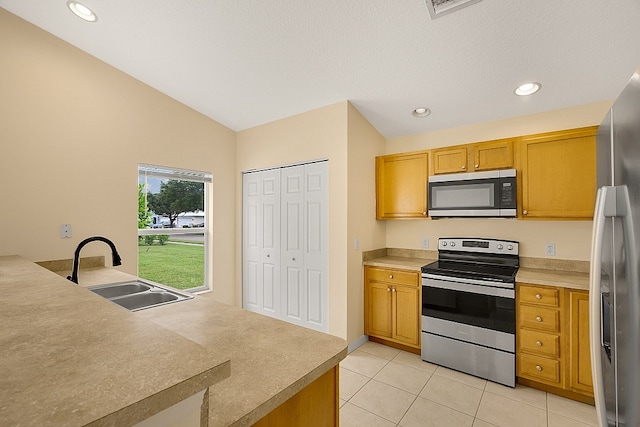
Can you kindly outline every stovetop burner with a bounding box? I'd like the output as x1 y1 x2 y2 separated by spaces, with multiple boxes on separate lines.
421 260 518 283
421 237 520 284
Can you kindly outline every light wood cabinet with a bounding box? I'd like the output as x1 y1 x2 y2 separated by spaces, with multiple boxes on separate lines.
519 127 597 219
254 366 338 426
517 283 594 403
364 266 420 349
517 283 565 388
569 290 593 395
432 138 514 175
375 151 429 219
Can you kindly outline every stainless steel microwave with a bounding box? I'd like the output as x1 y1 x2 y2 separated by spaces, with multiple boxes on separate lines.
428 169 516 217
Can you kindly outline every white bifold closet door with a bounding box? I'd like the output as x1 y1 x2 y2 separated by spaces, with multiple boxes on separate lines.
242 161 328 332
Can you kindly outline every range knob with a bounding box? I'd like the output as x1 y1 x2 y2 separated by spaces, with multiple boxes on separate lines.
497 244 504 250
507 244 514 251
442 241 447 247
450 241 456 247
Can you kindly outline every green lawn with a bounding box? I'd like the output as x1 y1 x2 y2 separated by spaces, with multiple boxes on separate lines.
138 243 204 290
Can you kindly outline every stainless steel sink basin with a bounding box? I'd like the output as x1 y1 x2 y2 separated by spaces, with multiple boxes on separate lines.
90 282 151 298
88 280 193 311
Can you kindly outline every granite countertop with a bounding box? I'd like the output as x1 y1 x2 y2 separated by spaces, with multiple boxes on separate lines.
69 268 347 427
516 267 589 291
0 256 230 427
363 255 436 272
35 263 347 426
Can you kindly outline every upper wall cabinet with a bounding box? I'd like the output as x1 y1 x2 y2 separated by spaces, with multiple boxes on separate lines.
376 151 429 219
519 127 597 219
432 138 515 175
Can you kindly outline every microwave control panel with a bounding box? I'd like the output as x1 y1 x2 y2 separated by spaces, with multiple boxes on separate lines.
500 177 516 208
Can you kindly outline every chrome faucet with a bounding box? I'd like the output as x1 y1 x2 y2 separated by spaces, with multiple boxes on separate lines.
67 236 122 284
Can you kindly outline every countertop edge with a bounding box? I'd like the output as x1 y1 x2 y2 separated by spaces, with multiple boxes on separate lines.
232 346 348 426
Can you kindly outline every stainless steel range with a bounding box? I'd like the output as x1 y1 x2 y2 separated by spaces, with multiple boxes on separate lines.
421 237 519 387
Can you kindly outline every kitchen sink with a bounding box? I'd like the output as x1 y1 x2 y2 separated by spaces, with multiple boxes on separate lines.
88 280 193 311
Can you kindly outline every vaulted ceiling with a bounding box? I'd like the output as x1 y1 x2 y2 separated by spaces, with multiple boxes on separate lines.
3 0 640 138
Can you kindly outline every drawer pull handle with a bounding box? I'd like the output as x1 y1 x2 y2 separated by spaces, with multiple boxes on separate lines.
535 294 542 300
536 365 542 371
389 274 393 279
535 316 542 322
536 341 543 347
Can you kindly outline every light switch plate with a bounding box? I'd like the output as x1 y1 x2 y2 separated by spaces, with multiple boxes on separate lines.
422 237 429 248
354 238 359 250
60 224 72 239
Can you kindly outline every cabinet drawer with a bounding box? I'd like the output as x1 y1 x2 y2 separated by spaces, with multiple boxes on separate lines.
519 285 560 307
366 268 418 286
519 329 560 358
519 353 561 385
519 306 560 332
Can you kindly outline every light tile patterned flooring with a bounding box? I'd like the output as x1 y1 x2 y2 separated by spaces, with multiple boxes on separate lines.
339 341 598 427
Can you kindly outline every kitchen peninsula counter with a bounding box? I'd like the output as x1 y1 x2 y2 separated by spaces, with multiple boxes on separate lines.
1 257 347 426
71 268 347 426
0 256 230 427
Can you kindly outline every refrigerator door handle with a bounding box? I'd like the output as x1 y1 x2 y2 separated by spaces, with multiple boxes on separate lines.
590 186 612 427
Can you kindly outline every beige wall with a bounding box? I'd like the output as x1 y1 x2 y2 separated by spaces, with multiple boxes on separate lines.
236 102 350 338
0 10 237 304
384 101 613 261
346 103 386 343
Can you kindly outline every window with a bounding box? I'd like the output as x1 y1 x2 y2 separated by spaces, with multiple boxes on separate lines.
138 164 212 292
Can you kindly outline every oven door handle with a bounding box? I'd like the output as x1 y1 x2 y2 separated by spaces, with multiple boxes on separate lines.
422 272 514 289
423 278 514 299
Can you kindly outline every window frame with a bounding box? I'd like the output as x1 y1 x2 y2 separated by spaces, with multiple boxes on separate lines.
138 163 212 293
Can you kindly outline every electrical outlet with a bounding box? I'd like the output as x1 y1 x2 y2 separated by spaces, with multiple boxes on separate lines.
422 237 429 248
60 224 72 239
354 238 359 251
545 243 556 256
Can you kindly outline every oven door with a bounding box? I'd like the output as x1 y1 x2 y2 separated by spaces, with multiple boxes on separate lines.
422 276 515 334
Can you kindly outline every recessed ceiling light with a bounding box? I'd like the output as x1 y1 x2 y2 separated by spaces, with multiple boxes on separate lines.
515 82 541 96
67 1 97 22
412 107 431 118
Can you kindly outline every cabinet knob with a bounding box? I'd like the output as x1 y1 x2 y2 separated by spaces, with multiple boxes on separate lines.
536 365 542 371
387 288 391 292
475 164 479 169
423 211 427 215
392 288 396 292
523 210 528 215
461 165 466 170
536 341 543 347
535 294 542 300
389 274 393 279
535 316 542 322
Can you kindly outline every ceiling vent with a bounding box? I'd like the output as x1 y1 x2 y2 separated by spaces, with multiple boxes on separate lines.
425 0 482 19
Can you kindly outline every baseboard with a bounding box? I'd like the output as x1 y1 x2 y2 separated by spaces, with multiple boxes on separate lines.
347 335 368 353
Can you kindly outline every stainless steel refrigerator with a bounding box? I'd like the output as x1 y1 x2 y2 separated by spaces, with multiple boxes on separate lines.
591 69 640 427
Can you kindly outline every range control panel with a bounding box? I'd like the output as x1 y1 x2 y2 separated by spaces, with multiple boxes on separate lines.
438 238 519 255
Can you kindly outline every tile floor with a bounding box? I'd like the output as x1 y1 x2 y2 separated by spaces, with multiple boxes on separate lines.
339 341 598 427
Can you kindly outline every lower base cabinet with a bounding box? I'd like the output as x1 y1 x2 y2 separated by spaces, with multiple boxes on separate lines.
516 283 593 404
253 366 338 426
364 266 421 351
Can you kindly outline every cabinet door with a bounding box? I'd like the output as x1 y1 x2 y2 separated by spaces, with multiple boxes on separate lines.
472 139 514 171
520 128 596 219
392 285 420 346
376 152 428 219
569 290 593 395
366 281 392 338
432 147 467 174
